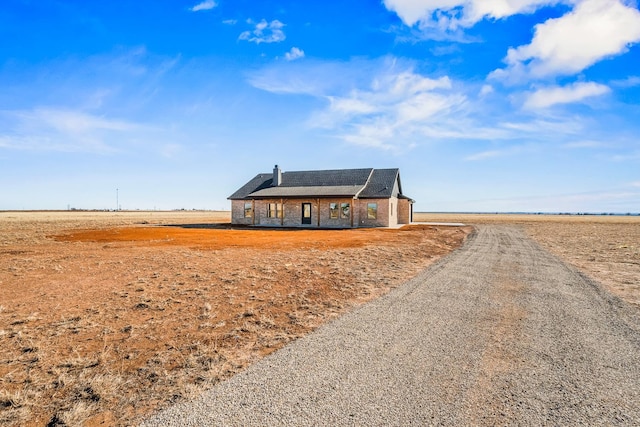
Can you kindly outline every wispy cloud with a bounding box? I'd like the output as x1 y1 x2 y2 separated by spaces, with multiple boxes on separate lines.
0 108 145 153
464 149 505 161
7 48 181 116
284 47 305 61
247 58 377 96
479 84 493 96
239 19 285 44
249 58 514 149
563 140 606 149
610 75 640 88
160 143 183 158
464 143 536 161
490 0 640 83
524 82 610 109
248 56 620 150
610 151 640 162
222 19 237 25
312 69 470 149
439 188 640 213
190 0 217 12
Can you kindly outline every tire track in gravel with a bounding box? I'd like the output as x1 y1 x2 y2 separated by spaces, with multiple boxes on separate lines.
143 225 640 426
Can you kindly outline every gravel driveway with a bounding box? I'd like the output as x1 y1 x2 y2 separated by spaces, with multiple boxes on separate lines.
143 225 640 426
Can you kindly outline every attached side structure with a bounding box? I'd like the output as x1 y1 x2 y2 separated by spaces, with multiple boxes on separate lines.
228 165 414 228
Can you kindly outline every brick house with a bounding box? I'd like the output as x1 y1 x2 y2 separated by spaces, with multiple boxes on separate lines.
228 165 414 228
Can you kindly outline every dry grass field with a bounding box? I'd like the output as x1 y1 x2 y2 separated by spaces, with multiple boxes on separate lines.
415 213 640 307
0 211 469 426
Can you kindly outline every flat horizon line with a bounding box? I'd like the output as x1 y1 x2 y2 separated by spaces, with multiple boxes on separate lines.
1 209 639 216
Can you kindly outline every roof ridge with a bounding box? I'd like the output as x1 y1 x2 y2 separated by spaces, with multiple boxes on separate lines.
354 168 375 199
281 167 373 174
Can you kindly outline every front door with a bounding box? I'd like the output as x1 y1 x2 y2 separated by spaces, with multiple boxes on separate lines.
302 203 312 225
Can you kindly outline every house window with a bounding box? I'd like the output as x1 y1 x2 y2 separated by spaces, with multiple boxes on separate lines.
329 203 339 219
267 203 282 218
367 203 377 219
244 202 252 218
341 203 350 219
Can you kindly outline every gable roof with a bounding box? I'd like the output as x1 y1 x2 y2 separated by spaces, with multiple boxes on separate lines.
358 168 400 199
228 167 411 201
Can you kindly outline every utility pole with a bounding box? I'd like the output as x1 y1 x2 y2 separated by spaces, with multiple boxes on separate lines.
116 188 119 211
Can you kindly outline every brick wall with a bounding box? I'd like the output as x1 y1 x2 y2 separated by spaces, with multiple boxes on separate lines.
282 199 316 227
356 198 390 227
233 197 402 228
280 198 355 228
230 200 253 225
318 198 353 228
255 199 283 226
398 198 412 224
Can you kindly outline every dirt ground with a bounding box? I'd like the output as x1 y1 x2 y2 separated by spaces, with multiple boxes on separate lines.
415 213 640 307
0 211 470 426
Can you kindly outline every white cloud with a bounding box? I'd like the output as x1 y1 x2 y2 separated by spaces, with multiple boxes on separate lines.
239 19 286 44
222 19 237 25
160 143 183 158
524 81 610 109
464 149 505 161
311 70 473 149
463 143 537 161
29 108 138 133
247 58 380 96
479 84 494 96
383 0 563 29
190 0 217 12
0 108 144 152
492 0 640 82
562 140 605 148
285 47 305 61
484 189 640 212
611 75 640 88
611 151 640 161
329 98 377 115
251 59 477 149
248 56 623 150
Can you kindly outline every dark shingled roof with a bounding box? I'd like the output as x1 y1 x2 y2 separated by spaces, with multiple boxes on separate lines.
228 167 411 201
227 173 274 200
358 168 400 199
279 168 373 187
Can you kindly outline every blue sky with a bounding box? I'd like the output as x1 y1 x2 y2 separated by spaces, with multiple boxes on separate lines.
1 0 639 212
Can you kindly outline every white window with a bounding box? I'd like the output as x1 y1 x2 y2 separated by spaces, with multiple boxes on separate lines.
341 203 350 219
329 203 339 219
367 203 377 219
244 202 252 218
267 203 282 218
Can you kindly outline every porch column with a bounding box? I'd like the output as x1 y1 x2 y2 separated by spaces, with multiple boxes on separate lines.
351 198 355 228
281 198 284 226
252 199 255 225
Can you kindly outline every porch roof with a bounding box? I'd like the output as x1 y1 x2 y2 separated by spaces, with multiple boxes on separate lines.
248 185 363 198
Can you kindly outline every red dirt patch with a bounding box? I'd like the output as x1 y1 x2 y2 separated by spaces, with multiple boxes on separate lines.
55 225 419 250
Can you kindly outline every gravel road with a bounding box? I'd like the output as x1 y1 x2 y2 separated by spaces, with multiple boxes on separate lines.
143 225 640 426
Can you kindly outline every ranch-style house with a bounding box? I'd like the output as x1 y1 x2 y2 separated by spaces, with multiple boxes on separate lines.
228 165 414 228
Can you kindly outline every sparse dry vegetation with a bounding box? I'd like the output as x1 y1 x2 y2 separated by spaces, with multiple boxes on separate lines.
0 211 469 426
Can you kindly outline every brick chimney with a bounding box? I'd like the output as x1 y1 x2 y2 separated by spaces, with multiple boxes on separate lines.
273 164 282 186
